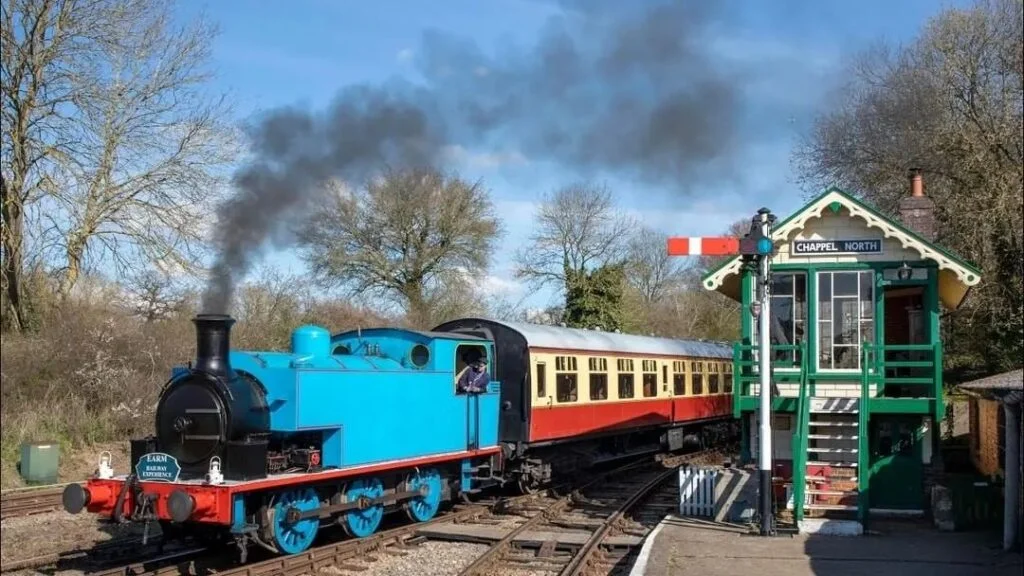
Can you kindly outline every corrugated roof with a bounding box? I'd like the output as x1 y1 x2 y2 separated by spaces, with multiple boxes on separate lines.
958 369 1023 391
486 319 733 358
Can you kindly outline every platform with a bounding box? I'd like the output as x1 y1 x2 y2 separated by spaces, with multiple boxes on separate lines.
629 516 1021 576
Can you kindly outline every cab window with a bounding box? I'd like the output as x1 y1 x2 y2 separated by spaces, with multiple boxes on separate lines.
454 344 489 394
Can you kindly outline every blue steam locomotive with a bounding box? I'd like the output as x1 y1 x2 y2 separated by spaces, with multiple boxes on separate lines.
63 315 502 558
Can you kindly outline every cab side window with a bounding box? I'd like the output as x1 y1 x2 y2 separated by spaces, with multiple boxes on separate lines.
455 344 489 394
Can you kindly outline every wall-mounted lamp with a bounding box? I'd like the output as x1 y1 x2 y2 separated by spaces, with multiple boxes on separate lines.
897 261 913 281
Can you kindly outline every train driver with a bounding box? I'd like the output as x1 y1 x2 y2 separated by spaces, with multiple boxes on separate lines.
456 349 490 394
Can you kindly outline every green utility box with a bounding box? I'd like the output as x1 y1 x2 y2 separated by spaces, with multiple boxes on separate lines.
19 441 60 485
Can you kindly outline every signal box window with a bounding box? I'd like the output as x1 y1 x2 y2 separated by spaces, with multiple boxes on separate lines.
708 363 720 394
641 359 657 397
691 361 704 395
555 355 578 403
589 357 608 400
536 363 547 398
617 359 634 399
672 361 687 395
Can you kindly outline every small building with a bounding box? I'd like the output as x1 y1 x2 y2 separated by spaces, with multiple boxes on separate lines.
701 172 982 532
957 369 1022 551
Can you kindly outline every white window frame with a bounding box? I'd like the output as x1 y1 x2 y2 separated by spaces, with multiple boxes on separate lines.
816 270 875 373
751 271 807 372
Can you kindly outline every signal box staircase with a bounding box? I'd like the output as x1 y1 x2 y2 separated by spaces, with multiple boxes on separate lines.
803 398 860 517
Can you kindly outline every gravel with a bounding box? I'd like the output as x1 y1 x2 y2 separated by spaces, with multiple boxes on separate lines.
0 509 153 569
316 541 492 576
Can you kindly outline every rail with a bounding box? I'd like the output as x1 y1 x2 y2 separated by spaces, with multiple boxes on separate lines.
0 484 70 520
560 465 678 575
455 456 655 576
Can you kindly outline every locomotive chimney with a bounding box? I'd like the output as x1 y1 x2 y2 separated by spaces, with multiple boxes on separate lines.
193 313 235 378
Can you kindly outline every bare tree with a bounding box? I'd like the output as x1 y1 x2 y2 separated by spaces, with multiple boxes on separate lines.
514 182 633 291
122 267 186 322
1 0 236 331
625 226 688 303
793 0 1023 371
297 167 502 328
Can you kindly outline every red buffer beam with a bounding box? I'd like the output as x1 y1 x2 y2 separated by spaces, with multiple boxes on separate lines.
666 236 740 256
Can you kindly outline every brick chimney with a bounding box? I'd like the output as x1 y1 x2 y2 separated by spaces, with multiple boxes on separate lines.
899 168 936 241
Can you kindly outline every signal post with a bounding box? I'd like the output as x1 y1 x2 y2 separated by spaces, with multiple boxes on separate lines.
667 208 777 536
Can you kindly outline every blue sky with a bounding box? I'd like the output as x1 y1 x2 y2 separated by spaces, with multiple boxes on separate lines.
172 0 971 312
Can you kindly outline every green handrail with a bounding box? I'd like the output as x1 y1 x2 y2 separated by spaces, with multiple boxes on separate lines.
858 343 871 524
792 343 810 522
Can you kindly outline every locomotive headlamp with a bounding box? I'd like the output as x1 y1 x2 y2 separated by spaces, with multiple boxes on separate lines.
97 451 114 480
205 456 225 485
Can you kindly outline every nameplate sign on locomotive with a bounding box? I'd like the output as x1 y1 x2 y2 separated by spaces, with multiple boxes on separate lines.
135 452 181 482
791 238 883 255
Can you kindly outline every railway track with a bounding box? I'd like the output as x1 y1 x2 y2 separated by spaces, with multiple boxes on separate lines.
450 449 725 576
1 494 520 576
0 484 71 520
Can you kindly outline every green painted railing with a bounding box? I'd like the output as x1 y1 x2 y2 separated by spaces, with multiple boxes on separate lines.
791 364 811 522
861 342 943 420
858 359 871 523
732 342 806 418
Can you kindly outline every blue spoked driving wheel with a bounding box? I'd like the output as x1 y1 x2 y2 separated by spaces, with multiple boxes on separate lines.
404 468 442 522
342 477 384 538
271 488 320 554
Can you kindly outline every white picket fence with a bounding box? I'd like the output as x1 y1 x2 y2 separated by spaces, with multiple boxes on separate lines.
679 466 718 517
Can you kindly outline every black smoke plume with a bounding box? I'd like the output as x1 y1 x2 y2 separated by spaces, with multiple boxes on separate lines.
201 0 743 313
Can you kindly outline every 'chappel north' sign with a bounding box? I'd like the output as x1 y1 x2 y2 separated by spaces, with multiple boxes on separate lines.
792 238 883 255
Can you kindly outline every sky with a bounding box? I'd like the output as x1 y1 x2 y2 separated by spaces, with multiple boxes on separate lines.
171 0 972 313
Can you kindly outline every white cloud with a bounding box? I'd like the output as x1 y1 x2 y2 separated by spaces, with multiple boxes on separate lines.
396 48 414 63
480 274 524 296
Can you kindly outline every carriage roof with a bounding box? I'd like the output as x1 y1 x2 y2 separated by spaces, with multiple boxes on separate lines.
469 319 732 359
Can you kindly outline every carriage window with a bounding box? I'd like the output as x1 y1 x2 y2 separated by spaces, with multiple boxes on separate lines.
556 374 578 403
590 374 608 400
641 360 657 397
536 363 547 398
555 355 578 403
589 358 608 400
618 374 634 399
616 358 635 399
723 363 733 393
673 361 687 395
555 356 578 371
662 365 668 385
708 363 720 394
691 361 704 394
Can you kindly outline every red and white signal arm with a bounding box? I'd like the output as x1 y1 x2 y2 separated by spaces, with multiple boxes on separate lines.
666 237 741 256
